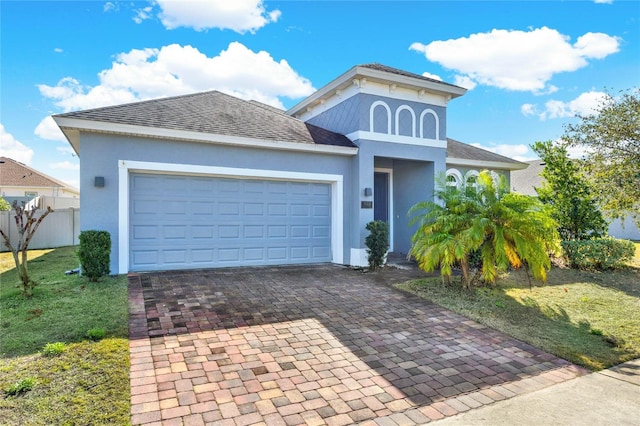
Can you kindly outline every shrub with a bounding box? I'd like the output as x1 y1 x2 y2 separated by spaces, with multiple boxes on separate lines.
87 327 107 341
4 377 35 396
561 238 635 270
42 342 67 357
365 220 389 270
78 230 111 282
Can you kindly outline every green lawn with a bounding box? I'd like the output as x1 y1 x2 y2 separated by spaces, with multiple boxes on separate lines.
0 246 130 425
396 259 640 371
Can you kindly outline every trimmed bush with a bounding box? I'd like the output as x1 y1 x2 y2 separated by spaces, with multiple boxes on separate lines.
561 237 635 270
365 220 389 270
78 230 111 282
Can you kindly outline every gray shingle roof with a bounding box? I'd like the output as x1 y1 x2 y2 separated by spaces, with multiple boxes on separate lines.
510 159 545 196
447 138 525 166
54 91 356 148
359 63 464 90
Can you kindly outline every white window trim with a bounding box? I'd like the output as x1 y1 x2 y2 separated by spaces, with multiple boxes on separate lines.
118 160 344 274
419 109 440 140
369 101 391 134
446 168 463 188
374 167 394 252
395 105 416 137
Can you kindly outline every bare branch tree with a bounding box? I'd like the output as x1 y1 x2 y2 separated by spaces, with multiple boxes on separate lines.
0 200 53 297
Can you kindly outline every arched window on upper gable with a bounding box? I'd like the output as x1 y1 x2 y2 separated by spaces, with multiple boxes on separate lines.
369 101 391 134
395 105 416 137
420 109 439 140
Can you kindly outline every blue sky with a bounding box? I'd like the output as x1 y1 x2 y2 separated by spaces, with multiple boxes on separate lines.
1 0 639 189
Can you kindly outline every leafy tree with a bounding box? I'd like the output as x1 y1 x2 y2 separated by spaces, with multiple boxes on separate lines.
531 141 607 241
562 89 640 225
0 197 10 211
410 171 559 290
0 201 53 297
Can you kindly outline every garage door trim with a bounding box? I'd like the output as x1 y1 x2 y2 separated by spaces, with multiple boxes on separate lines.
118 160 344 274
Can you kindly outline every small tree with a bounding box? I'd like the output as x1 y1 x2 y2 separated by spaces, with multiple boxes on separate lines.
0 201 52 297
532 141 607 240
410 171 559 289
365 220 389 270
0 197 10 211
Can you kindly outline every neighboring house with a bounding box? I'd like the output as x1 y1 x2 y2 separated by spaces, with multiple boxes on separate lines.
53 63 526 274
0 157 79 206
511 159 640 240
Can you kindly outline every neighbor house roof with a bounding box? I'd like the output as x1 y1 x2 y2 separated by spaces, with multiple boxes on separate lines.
0 157 76 190
54 91 357 156
446 138 528 170
510 159 545 195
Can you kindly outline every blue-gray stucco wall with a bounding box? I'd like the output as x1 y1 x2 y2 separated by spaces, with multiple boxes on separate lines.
79 132 356 273
307 94 446 140
355 140 446 255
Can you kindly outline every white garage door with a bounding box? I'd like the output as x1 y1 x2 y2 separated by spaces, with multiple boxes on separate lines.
129 173 332 272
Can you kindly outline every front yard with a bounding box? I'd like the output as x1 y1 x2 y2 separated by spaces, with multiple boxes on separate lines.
0 246 130 425
0 244 638 424
396 244 640 371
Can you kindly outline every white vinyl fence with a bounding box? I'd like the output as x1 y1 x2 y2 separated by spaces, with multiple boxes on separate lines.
0 208 80 252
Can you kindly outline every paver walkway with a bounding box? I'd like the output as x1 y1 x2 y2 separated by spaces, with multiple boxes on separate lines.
128 264 587 425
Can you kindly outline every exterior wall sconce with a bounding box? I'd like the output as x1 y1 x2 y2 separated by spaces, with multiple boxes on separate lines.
94 176 105 187
363 187 372 197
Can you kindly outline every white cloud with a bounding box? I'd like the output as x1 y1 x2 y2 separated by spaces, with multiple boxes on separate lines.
523 91 608 120
0 124 34 164
410 27 620 92
50 161 79 171
471 142 537 162
54 47 63 53
421 71 442 81
453 75 476 90
57 146 77 156
133 6 153 24
155 0 281 33
103 2 117 12
593 0 613 4
35 116 68 142
38 42 314 112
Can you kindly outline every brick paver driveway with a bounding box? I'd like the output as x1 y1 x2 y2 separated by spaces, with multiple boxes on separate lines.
128 265 586 425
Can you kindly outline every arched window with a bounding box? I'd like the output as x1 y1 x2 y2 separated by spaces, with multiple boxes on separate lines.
369 101 391 134
465 170 479 187
420 109 440 140
395 105 416 137
446 169 463 188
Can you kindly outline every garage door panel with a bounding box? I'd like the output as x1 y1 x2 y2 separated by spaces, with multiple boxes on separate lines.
130 174 332 271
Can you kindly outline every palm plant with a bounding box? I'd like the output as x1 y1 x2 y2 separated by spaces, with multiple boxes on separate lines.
410 171 559 289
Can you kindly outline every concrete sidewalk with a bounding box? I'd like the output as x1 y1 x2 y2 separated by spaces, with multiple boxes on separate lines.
432 358 640 425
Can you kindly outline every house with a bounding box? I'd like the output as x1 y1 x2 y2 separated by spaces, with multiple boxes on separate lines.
511 159 640 240
53 63 526 274
0 157 79 206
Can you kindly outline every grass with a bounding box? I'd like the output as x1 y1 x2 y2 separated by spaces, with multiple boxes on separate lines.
0 246 130 425
396 252 640 371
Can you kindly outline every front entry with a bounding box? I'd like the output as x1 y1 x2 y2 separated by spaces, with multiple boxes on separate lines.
374 172 389 222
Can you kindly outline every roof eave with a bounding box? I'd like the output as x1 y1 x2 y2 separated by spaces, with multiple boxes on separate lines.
53 117 359 157
446 157 529 171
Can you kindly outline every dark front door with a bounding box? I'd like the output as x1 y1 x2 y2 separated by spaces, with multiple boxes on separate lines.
374 172 389 223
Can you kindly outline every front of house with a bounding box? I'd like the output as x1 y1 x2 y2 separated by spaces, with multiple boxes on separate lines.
54 64 525 274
